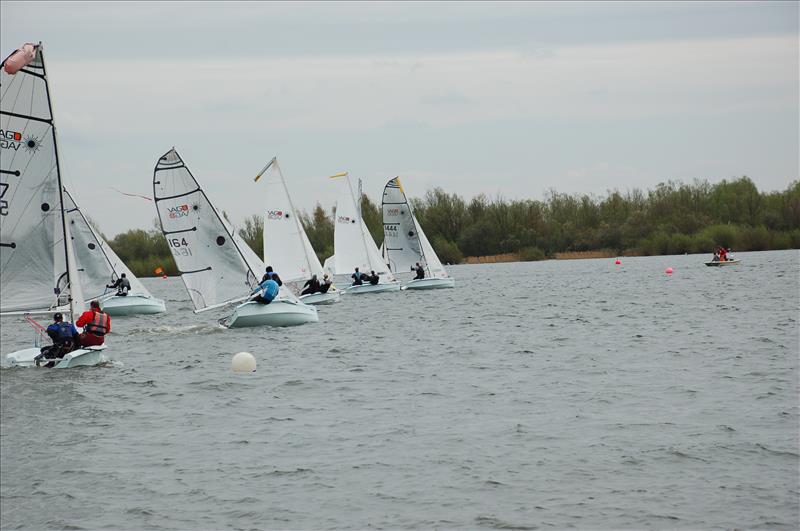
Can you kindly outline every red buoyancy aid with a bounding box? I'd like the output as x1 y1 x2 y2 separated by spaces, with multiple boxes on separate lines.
84 311 110 336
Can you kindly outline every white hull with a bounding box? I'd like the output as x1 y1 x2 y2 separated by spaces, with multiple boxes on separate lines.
705 259 741 267
404 277 455 290
299 290 341 305
222 299 318 328
6 344 108 369
344 282 402 294
100 294 166 316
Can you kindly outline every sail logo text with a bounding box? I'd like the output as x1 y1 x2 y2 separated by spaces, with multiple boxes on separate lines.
0 130 23 151
337 215 354 224
387 208 401 216
168 204 190 218
267 210 285 220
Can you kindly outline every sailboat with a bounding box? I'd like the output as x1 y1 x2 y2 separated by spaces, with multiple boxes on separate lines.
2 43 107 368
64 189 166 315
153 148 318 328
328 172 400 294
254 157 340 304
382 177 455 289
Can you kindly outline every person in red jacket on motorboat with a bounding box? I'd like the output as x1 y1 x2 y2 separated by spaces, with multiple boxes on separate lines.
76 300 111 347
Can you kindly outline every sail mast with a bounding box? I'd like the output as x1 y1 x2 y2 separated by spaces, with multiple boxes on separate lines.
349 175 373 268
274 159 315 274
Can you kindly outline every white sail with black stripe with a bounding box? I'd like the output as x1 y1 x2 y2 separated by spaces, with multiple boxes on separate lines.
381 177 449 279
153 148 297 312
64 189 151 301
0 43 84 317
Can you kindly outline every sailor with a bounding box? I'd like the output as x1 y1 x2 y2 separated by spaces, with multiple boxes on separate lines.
301 274 321 295
319 274 333 293
106 273 132 296
368 270 380 285
412 262 425 280
351 267 365 285
76 300 111 347
35 312 80 366
253 277 280 305
262 266 283 286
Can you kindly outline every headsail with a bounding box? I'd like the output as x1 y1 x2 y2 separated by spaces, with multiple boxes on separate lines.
153 148 296 312
256 158 324 286
382 177 449 278
1 43 83 317
331 173 395 281
64 189 151 301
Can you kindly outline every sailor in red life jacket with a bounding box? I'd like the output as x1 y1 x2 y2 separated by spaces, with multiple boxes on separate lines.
76 300 111 347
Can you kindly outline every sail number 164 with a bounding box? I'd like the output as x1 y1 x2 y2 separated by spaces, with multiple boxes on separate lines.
168 237 193 257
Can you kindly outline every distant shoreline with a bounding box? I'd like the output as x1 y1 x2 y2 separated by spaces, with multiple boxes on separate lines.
463 250 620 264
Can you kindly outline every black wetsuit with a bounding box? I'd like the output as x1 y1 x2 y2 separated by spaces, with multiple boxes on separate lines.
262 272 283 286
319 281 332 293
301 277 321 295
368 274 379 285
351 272 364 285
413 266 425 280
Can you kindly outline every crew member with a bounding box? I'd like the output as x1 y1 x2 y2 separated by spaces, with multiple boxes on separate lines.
319 274 333 293
301 274 321 295
253 277 280 305
368 270 379 285
106 273 131 296
35 312 80 366
412 262 425 280
76 300 111 347
262 266 283 286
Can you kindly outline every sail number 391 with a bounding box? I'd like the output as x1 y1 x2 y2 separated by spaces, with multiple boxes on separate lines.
168 237 193 256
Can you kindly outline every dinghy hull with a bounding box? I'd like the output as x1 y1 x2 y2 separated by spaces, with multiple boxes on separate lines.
344 282 402 295
101 295 166 316
299 291 341 305
6 344 108 368
223 300 318 328
404 277 455 290
705 260 741 267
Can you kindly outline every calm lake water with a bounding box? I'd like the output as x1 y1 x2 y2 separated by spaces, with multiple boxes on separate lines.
1 250 798 530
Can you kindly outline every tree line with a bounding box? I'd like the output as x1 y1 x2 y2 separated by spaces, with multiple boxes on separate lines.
105 177 800 276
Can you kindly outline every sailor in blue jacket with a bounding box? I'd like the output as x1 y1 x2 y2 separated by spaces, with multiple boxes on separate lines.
253 278 280 305
35 312 80 366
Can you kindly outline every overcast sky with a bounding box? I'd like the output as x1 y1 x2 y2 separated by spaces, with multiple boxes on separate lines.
2 1 798 237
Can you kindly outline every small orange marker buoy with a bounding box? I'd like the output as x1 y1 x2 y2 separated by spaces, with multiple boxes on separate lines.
665 267 673 275
615 259 621 265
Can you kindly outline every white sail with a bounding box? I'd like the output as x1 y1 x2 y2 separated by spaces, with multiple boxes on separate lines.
0 43 83 317
153 148 296 312
257 158 324 285
381 177 449 278
331 173 395 282
64 189 151 300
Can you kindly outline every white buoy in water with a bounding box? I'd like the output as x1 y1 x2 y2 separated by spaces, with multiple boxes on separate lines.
231 352 256 373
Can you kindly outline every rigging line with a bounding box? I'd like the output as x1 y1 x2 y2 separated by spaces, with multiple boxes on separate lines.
110 187 153 201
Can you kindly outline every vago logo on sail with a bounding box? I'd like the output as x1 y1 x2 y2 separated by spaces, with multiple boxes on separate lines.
267 210 286 220
168 204 189 219
1 130 40 153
